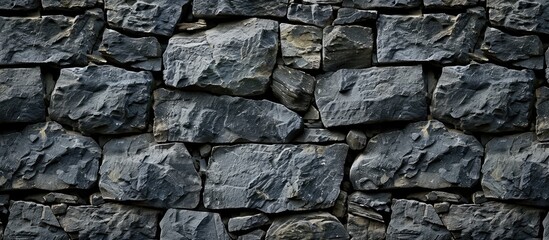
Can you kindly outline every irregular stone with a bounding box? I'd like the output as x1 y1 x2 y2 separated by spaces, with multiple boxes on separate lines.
333 8 377 25
35 193 85 205
58 203 159 240
487 0 549 34
266 212 349 239
3 201 68 240
387 199 451 240
160 209 229 240
199 144 212 158
440 202 543 239
0 67 45 123
546 49 549 81
481 27 544 70
472 191 487 204
176 20 208 31
153 88 303 143
346 130 367 151
294 128 346 143
482 132 549 206
192 0 288 18
536 87 549 141
0 121 100 191
348 192 391 214
238 230 265 240
407 191 467 203
432 63 534 133
287 4 333 27
271 65 315 112
280 23 322 70
99 134 201 209
433 202 450 213
347 214 386 240
304 0 342 3
42 0 96 10
50 65 153 135
351 120 483 190
544 213 549 240
99 29 162 71
163 18 278 96
323 25 373 71
228 214 270 232
51 204 68 215
0 0 39 10
342 0 420 8
89 193 105 206
315 66 427 127
424 0 478 8
105 0 188 36
204 144 348 213
0 10 104 66
304 106 320 121
377 12 485 64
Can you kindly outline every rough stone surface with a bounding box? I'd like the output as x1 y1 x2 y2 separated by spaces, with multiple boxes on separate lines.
0 67 45 123
105 0 188 36
536 87 549 141
42 0 96 10
487 0 549 34
387 199 451 240
160 209 230 240
432 63 534 133
50 65 153 135
482 133 549 206
440 202 543 239
323 25 373 72
204 144 348 213
408 191 467 203
192 0 288 18
294 128 346 143
0 0 39 10
271 65 315 112
228 214 270 232
99 29 162 71
351 120 483 190
546 49 549 81
287 4 333 27
544 213 549 240
315 66 428 127
0 10 103 66
334 8 377 25
266 212 349 239
424 0 478 8
377 12 485 64
346 130 367 151
4 201 68 240
280 23 322 70
348 192 391 214
153 88 303 143
0 121 100 191
163 18 278 96
238 230 266 240
342 0 420 9
481 27 544 70
99 134 201 209
347 214 386 240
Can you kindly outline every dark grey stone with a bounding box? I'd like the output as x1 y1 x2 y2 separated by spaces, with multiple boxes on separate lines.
0 67 45 123
51 204 68 215
482 133 549 207
350 120 483 190
348 192 391 214
89 193 105 206
280 23 322 70
3 201 68 240
0 0 39 10
228 214 270 232
42 0 96 10
472 191 488 204
164 18 278 96
160 209 230 240
50 65 153 135
440 202 543 239
347 214 386 240
487 0 549 34
315 66 427 127
387 199 451 240
342 0 420 9
192 0 288 18
266 212 349 239
544 213 549 240
99 134 201 209
99 29 162 71
105 0 188 36
294 128 346 143
377 12 485 64
0 121 100 191
546 48 549 81
238 230 266 240
304 0 342 3
153 88 303 143
0 10 104 66
433 202 450 213
24 193 85 205
271 65 315 112
481 27 544 70
424 0 478 8
407 191 468 203
323 25 373 71
346 130 367 151
333 8 377 25
332 191 347 219
287 4 333 27
432 63 534 133
204 144 348 213
537 87 549 141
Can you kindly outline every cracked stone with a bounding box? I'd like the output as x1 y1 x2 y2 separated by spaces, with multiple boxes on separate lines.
42 0 96 10
0 0 39 10
387 199 451 240
3 201 68 240
294 128 346 143
481 27 544 70
266 212 349 239
323 25 373 72
271 65 315 112
0 67 45 123
228 214 270 232
347 214 386 240
99 29 162 71
333 8 377 25
487 0 549 34
280 23 322 70
287 3 333 27
424 0 478 8
160 209 230 240
537 87 549 141
193 0 288 18
342 0 420 9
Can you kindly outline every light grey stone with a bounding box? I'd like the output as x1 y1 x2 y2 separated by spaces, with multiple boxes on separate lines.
42 0 96 10
266 212 349 239
0 67 45 123
544 213 549 240
192 0 288 18
294 128 346 143
333 8 377 25
323 25 373 71
342 0 420 9
407 191 468 203
238 230 266 240
0 0 39 10
160 209 230 240
536 87 549 141
347 214 386 240
99 29 162 71
487 0 549 34
481 27 544 70
280 23 322 70
348 192 391 214
228 214 270 232
387 199 451 240
271 65 315 112
3 201 68 240
51 204 68 215
287 4 333 27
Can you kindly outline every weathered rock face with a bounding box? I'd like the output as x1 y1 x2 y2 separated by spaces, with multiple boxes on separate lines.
0 121 101 191
440 202 543 239
387 199 451 240
350 120 483 190
228 213 270 232
482 133 549 207
0 10 103 66
204 144 347 213
348 192 392 214
192 0 288 18
271 65 315 112
0 0 40 10
153 88 303 143
481 27 544 70
322 25 373 71
287 4 333 27
536 87 549 141
280 23 323 70
333 8 377 25
105 0 188 36
50 65 153 135
294 128 346 143
424 0 478 8
41 0 97 10
266 212 349 239
238 230 266 240
432 63 534 133
347 214 386 240
3 201 68 240
342 0 420 9
160 209 230 240
376 12 485 64
0 67 45 123
315 66 428 127
546 49 549 81
99 134 201 209
99 29 162 71
544 214 549 240
163 18 278 96
487 0 549 34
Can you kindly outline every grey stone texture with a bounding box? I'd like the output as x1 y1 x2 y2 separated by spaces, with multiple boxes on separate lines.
271 65 315 112
342 0 420 9
287 3 333 27
0 0 40 10
424 0 478 8
0 67 45 123
346 130 367 151
347 214 386 240
238 230 266 240
160 209 230 240
294 128 346 143
536 87 549 141
99 29 162 71
280 23 323 70
487 0 549 34
387 199 451 240
192 0 288 18
41 0 97 10
228 214 270 232
266 212 349 239
481 27 544 70
3 201 68 240
323 25 373 72
333 8 377 25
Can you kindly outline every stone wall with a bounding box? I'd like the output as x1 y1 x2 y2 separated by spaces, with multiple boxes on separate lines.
0 0 548 239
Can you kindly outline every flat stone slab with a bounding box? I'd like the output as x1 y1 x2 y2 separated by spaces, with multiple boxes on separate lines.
266 212 349 239
487 0 549 34
160 209 230 240
4 201 68 240
481 27 544 70
342 0 420 9
287 3 333 27
387 199 451 240
0 67 45 123
0 0 40 10
424 0 478 8
333 8 377 25
271 65 315 112
536 87 549 141
192 0 288 18
322 25 373 71
42 0 96 10
99 29 162 71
